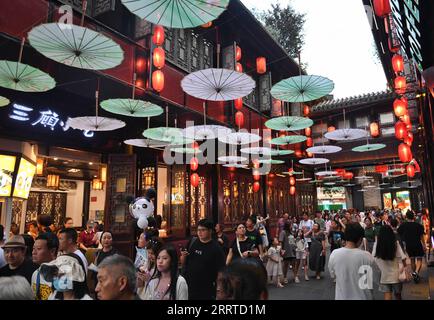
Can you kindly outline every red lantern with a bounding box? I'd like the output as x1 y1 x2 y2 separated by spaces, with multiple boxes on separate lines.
306 137 313 147
307 152 313 158
252 159 260 169
401 113 411 125
290 176 296 186
335 169 346 177
289 186 296 196
392 54 404 73
253 173 260 181
373 0 391 17
253 181 260 193
136 58 146 73
236 63 243 73
395 121 407 140
236 46 242 62
412 159 421 172
370 122 380 137
192 141 200 150
398 143 412 163
375 165 388 173
328 126 336 132
303 105 310 116
404 131 413 146
201 21 212 28
305 127 311 136
393 98 408 117
190 173 199 187
295 150 302 158
235 111 244 127
344 172 354 180
152 70 164 92
256 57 266 74
395 76 407 94
152 25 165 46
152 47 165 69
190 157 199 171
406 164 415 178
234 98 243 110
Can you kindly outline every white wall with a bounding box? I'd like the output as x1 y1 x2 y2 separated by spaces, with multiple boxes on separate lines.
89 189 105 223
65 181 84 227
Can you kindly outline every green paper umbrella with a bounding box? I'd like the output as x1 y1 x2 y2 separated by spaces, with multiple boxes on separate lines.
270 75 334 103
0 96 10 107
121 0 230 29
282 170 303 175
240 147 272 155
0 60 56 92
143 127 183 143
265 116 313 131
257 159 285 165
28 23 124 70
270 135 307 145
270 149 294 156
124 138 168 148
101 99 163 117
352 143 386 152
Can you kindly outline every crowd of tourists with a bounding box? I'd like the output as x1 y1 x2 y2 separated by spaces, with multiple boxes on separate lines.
0 203 430 300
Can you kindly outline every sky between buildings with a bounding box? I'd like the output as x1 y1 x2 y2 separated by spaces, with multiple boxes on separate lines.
241 0 388 99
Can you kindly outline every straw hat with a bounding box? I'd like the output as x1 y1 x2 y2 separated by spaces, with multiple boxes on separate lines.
2 235 26 248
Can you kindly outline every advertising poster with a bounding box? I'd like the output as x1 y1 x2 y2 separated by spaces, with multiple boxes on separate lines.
0 155 17 197
12 157 36 199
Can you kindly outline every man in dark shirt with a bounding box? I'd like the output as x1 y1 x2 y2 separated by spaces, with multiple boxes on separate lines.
398 211 425 283
0 235 38 283
245 216 263 256
180 219 225 300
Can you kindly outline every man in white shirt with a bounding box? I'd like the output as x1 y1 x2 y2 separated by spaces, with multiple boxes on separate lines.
299 213 314 247
329 223 380 300
58 228 88 272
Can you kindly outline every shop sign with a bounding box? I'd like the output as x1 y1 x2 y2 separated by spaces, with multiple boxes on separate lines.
8 103 94 138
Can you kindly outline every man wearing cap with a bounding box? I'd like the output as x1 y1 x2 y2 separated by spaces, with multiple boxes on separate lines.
0 235 38 283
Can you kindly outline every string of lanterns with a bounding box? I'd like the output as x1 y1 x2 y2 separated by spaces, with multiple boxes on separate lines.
151 25 165 92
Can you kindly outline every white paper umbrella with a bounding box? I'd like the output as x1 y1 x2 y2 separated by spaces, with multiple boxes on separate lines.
181 68 255 101
297 172 312 182
257 159 285 164
143 127 184 143
352 143 386 152
270 135 307 145
218 132 261 145
316 171 337 176
0 60 56 92
101 99 163 117
324 182 336 186
306 145 342 154
324 128 367 141
282 171 303 175
124 138 168 148
240 147 272 155
170 147 198 154
299 158 329 165
265 116 313 131
344 183 356 187
28 23 124 70
0 96 10 107
223 163 248 168
218 156 247 163
270 149 294 156
67 116 125 131
183 125 232 140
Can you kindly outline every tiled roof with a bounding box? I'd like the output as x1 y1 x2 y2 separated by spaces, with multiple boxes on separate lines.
311 90 395 113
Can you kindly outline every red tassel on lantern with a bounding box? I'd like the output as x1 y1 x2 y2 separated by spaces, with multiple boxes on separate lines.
392 54 404 73
406 164 415 178
395 121 407 140
253 181 260 193
370 122 380 137
152 25 165 46
290 176 296 186
373 0 391 17
306 137 313 147
393 98 408 117
152 70 164 92
303 105 310 116
395 76 407 94
398 143 412 163
235 111 244 127
153 47 165 69
236 63 243 73
190 157 199 171
234 98 243 110
256 57 266 74
305 127 311 136
236 46 242 62
190 173 199 187
290 186 296 196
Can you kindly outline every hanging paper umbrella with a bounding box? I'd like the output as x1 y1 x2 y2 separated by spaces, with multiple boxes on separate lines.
316 171 338 176
67 116 125 131
218 132 261 145
282 170 303 175
0 96 10 107
218 156 248 163
270 135 307 145
310 179 323 184
240 147 272 155
306 145 342 154
325 128 367 141
257 159 285 165
183 125 232 140
223 163 248 168
143 127 185 143
352 143 386 152
28 23 124 70
270 149 294 156
265 116 313 131
101 99 163 117
299 158 329 165
324 182 336 186
0 60 56 92
296 171 312 182
181 68 255 101
124 138 168 148
121 0 230 29
270 75 334 103
344 183 356 187
170 147 198 154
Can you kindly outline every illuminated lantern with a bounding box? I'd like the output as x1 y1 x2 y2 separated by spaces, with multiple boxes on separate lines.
328 126 336 132
135 78 144 88
398 143 412 163
236 63 243 73
289 186 296 195
375 165 388 173
36 158 44 175
235 111 244 127
236 46 242 61
289 176 296 186
190 173 199 188
152 70 164 92
406 164 415 178
370 122 380 137
392 54 404 73
307 152 313 158
268 173 275 178
305 127 311 136
303 105 310 116
335 168 346 177
152 47 165 69
393 98 407 117
306 137 313 147
192 141 200 150
412 159 421 172
190 157 199 171
253 173 260 181
152 25 165 46
401 113 410 125
394 121 407 140
256 57 266 74
201 21 212 28
295 150 302 158
253 181 260 192
394 76 406 94
136 58 146 73
234 98 243 110
252 159 260 169
373 0 391 17
344 172 354 180
404 132 413 146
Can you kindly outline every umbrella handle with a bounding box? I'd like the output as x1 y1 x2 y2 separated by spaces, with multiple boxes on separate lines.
81 0 88 27
132 73 137 100
18 37 25 63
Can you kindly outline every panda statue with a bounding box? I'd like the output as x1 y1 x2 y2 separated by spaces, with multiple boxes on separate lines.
129 195 154 230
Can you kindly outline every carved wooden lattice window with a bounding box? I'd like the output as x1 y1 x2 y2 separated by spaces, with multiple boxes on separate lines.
189 176 208 228
177 29 188 70
190 33 200 72
25 192 67 227
11 201 23 226
164 28 175 62
259 73 272 112
170 168 185 229
223 179 231 224
202 41 213 69
232 181 239 222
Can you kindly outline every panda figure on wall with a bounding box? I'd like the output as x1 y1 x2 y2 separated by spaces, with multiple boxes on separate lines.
129 188 156 230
